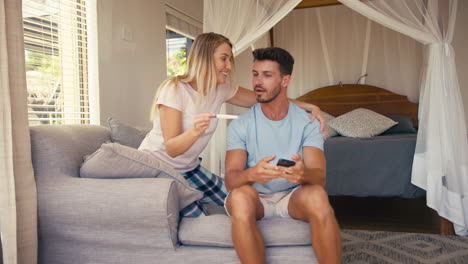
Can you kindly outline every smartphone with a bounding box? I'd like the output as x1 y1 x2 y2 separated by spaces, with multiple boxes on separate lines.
276 159 296 167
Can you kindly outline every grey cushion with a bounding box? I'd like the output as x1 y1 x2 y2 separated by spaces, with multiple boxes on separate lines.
322 112 338 139
329 108 398 138
80 142 203 209
107 117 150 148
204 204 228 215
382 114 417 134
179 214 311 247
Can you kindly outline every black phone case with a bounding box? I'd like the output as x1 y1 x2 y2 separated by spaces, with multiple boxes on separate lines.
277 159 296 167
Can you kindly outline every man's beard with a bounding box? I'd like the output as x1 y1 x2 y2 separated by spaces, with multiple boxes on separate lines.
256 85 281 103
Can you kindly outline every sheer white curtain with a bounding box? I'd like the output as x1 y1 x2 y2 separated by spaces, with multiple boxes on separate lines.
339 0 468 235
274 5 422 101
1 0 38 263
204 0 301 56
202 0 300 176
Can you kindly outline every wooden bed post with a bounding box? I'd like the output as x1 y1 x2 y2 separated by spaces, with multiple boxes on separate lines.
440 216 455 235
269 28 274 47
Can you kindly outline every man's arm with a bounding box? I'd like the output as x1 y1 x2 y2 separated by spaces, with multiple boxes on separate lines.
279 147 326 187
225 150 283 191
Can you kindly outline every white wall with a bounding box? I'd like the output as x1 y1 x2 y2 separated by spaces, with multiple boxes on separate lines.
166 0 203 22
231 3 468 126
97 0 203 128
453 0 468 126
96 1 468 127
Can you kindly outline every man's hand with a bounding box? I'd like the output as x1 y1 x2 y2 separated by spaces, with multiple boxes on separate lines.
278 153 305 184
249 155 283 184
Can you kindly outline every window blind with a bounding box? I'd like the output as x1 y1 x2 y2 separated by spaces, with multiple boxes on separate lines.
23 0 94 125
165 5 202 40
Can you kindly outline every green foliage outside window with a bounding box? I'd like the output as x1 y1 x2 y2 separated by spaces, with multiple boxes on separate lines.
167 48 187 77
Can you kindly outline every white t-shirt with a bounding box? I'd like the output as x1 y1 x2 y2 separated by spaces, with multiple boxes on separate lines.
138 80 239 172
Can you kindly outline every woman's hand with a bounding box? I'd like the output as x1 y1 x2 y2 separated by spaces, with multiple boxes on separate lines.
287 98 327 134
160 106 214 158
308 105 326 133
191 112 216 137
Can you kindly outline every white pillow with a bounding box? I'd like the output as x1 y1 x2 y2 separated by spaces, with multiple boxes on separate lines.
322 112 339 140
329 108 398 138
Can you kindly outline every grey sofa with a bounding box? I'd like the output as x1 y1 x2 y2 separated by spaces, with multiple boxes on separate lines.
30 125 319 264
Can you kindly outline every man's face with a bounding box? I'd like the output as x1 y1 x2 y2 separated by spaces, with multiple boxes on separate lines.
252 60 289 103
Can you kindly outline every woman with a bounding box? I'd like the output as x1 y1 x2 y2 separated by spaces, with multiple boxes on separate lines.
139 32 325 217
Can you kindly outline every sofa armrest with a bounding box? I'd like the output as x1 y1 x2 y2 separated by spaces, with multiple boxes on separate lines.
37 176 180 249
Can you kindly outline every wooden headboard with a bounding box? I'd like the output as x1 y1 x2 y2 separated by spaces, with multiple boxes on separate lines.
296 84 419 127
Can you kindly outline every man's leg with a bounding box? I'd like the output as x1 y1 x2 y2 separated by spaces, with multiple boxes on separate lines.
288 185 342 264
225 185 265 264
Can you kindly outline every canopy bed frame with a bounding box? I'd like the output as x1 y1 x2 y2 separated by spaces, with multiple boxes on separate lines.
295 0 341 9
297 84 418 126
297 84 454 234
205 0 461 235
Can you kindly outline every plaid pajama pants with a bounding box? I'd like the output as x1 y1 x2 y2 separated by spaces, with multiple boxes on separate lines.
180 164 228 217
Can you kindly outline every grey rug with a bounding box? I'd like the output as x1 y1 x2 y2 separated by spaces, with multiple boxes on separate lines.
341 229 468 264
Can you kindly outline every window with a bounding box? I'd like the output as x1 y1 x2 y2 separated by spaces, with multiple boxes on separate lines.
23 0 97 125
165 4 202 78
166 30 193 78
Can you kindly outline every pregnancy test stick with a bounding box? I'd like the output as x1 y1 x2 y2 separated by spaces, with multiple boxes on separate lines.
215 114 239 120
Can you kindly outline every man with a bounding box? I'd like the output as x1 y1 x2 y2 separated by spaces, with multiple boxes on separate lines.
224 47 342 264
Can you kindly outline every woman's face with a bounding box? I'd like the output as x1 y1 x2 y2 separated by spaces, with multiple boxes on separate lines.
213 42 233 84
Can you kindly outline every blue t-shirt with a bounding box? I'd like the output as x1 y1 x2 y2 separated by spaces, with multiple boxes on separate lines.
227 103 324 194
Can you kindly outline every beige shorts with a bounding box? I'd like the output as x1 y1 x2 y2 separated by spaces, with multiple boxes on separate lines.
224 186 300 220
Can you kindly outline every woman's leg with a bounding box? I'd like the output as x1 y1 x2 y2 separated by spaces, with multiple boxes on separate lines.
181 165 227 206
180 165 228 217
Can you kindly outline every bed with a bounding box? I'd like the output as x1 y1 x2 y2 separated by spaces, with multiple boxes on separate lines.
297 84 425 198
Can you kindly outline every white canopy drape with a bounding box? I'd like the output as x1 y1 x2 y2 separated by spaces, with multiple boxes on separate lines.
274 5 422 102
203 0 301 56
274 0 467 235
1 0 38 262
339 0 468 236
202 0 300 176
203 0 467 236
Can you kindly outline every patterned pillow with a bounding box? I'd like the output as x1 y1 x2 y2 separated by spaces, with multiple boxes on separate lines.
329 108 398 138
322 112 339 140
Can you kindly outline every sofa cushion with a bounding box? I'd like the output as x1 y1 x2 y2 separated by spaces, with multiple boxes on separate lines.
179 214 311 247
107 117 150 148
80 142 203 209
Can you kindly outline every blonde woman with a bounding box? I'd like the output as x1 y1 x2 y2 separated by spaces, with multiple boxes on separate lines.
139 32 325 217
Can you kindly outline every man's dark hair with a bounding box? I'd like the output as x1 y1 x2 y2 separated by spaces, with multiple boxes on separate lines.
252 47 294 76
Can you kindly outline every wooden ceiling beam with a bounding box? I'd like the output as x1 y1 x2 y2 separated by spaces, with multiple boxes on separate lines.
295 0 341 9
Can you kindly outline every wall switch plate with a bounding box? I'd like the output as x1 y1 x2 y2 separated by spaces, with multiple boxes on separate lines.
121 24 133 41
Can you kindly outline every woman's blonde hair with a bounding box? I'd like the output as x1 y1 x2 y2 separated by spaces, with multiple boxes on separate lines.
150 32 234 120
